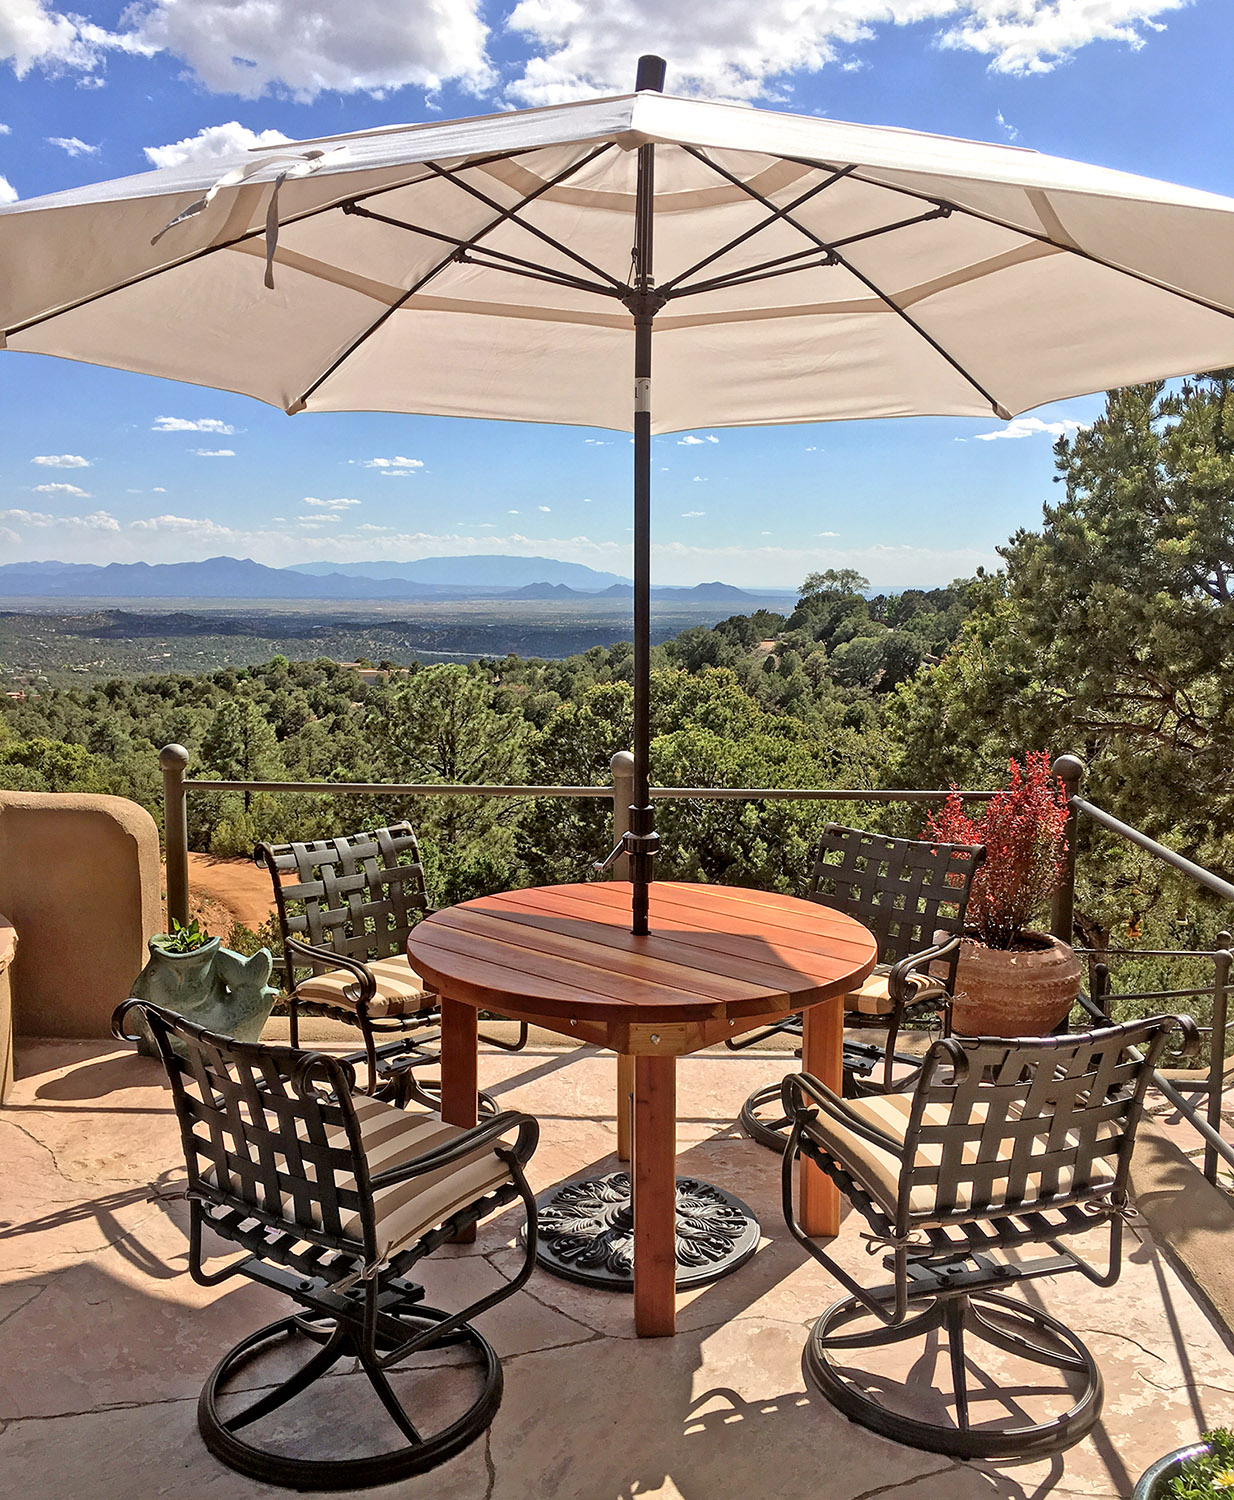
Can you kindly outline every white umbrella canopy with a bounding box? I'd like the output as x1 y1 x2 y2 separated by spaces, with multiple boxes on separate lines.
3 83 1234 429
4 59 1234 932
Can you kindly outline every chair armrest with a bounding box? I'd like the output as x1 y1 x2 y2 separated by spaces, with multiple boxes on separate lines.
284 938 377 1005
367 1110 540 1188
781 1072 907 1157
885 934 961 1006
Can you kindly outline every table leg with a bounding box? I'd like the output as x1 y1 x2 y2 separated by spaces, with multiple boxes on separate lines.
440 998 479 1242
633 1053 677 1337
616 1053 634 1162
800 1000 842 1238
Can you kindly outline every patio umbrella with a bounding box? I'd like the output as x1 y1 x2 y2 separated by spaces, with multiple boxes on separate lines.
4 56 1234 934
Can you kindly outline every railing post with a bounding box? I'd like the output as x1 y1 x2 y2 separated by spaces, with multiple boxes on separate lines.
1206 930 1231 1184
160 743 190 930
610 750 635 882
1051 754 1085 945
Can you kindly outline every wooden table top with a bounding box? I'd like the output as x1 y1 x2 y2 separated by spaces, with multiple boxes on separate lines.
407 880 878 1027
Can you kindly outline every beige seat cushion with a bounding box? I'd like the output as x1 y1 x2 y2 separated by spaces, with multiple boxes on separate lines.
844 963 946 1017
802 1091 1116 1224
294 954 435 1018
332 1094 514 1255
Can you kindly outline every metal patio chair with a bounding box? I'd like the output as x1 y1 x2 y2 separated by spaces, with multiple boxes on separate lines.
114 998 540 1491
256 823 526 1097
781 1014 1195 1460
736 823 985 1146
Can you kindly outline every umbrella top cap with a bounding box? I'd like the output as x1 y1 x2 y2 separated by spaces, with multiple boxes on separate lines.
636 56 667 92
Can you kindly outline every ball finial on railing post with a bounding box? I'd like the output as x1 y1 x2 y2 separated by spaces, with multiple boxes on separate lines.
159 744 191 930
635 55 667 92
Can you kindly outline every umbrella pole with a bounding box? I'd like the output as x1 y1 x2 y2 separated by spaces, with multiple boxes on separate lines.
628 55 667 937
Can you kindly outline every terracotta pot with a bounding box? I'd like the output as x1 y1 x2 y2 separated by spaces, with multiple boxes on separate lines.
950 931 1083 1038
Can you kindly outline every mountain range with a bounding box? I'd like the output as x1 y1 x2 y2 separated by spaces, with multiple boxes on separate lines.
0 555 787 603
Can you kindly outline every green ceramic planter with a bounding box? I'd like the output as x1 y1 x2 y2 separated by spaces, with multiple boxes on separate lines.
128 935 278 1054
1132 1443 1212 1500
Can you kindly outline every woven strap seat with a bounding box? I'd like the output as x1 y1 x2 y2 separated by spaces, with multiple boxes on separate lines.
843 964 946 1018
295 954 435 1019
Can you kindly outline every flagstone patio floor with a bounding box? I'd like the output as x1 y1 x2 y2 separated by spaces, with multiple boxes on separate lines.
3 1034 1232 1499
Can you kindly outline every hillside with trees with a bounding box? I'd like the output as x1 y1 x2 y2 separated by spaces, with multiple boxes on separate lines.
3 375 1231 962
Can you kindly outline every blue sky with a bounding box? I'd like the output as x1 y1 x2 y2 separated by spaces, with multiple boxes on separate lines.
0 0 1230 589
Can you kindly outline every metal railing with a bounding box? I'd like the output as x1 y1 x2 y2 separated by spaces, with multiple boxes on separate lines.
159 744 1233 1185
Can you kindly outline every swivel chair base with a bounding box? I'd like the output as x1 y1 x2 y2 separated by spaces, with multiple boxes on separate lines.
199 1307 502 1491
804 1288 1102 1461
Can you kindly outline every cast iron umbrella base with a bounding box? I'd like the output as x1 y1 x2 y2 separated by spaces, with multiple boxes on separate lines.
531 1172 760 1291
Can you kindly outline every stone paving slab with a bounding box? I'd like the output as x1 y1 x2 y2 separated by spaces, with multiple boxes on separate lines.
3 1037 1233 1499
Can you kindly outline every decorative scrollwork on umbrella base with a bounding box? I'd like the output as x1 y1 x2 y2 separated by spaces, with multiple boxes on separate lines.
531 1172 761 1291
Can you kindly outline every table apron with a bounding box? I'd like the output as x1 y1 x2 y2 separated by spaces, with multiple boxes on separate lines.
432 991 838 1056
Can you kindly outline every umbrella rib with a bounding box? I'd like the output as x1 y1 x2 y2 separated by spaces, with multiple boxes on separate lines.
342 202 619 297
668 206 951 300
657 165 856 294
419 159 627 291
1 145 545 342
291 142 618 411
681 145 1010 417
779 153 1234 327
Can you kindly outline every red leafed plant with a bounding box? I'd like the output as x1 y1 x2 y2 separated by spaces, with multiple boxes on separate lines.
925 752 1070 951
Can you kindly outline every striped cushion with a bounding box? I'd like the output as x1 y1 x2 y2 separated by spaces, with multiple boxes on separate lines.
338 1095 513 1255
802 1092 1116 1224
843 964 946 1017
294 954 435 1018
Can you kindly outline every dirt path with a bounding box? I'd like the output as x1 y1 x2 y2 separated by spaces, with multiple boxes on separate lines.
187 852 277 933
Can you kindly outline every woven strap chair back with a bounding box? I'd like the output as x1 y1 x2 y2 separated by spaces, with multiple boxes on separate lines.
142 1003 375 1256
901 1016 1182 1224
263 823 429 965
807 823 985 976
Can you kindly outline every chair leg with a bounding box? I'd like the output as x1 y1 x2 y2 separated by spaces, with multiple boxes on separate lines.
480 1020 529 1052
287 998 299 1052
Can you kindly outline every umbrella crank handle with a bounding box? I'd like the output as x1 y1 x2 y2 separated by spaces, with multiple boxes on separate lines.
594 835 630 874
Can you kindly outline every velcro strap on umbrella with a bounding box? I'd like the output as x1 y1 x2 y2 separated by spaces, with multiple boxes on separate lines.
151 146 345 289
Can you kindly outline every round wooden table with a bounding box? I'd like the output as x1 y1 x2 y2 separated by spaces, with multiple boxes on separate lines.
407 880 877 1337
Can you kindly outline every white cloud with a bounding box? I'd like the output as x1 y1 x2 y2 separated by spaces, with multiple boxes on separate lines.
31 453 89 467
32 481 89 496
505 0 1187 103
126 0 494 101
537 504 552 512
817 530 838 537
143 120 290 169
128 513 231 535
692 475 708 482
508 508 520 514
677 434 720 445
303 496 360 509
152 415 236 433
582 497 593 503
584 438 612 446
0 526 18 547
152 486 166 492
0 0 132 80
0 506 117 529
0 174 14 204
355 455 424 471
46 134 98 156
192 447 235 457
970 415 1085 441
298 513 342 524
995 108 1019 142
0 122 9 133
681 510 705 518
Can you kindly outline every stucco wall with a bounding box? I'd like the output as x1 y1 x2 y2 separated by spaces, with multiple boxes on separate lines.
0 792 162 1038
